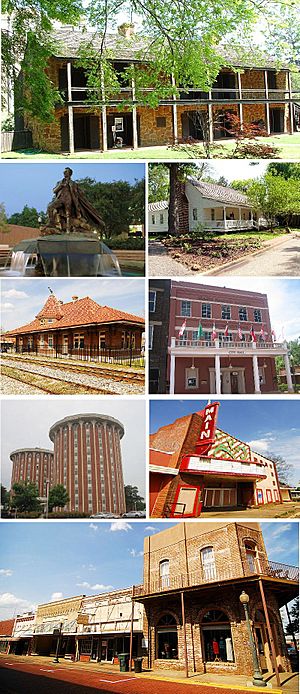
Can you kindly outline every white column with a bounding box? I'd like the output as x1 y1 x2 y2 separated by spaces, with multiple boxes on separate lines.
288 71 294 135
284 352 294 393
264 70 271 135
237 72 243 126
208 93 214 142
252 354 261 394
131 77 138 149
67 62 74 154
171 74 178 144
215 354 221 394
170 353 176 394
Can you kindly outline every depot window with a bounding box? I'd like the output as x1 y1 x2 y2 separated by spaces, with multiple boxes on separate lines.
74 334 84 349
156 614 178 659
201 610 234 663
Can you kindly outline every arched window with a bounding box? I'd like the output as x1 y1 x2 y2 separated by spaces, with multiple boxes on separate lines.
157 614 178 660
200 546 216 581
201 610 234 663
244 541 257 573
159 559 170 588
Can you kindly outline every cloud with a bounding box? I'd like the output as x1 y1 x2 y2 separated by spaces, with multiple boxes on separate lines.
0 592 33 611
0 302 14 312
129 549 143 558
246 438 271 454
2 289 28 299
0 569 13 576
89 523 98 532
82 564 96 571
51 592 63 601
145 526 156 533
76 581 114 591
270 524 292 539
109 521 132 532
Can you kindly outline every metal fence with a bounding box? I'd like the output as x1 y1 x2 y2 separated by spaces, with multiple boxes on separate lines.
14 345 145 367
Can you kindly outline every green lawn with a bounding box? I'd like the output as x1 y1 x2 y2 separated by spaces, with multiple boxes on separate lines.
2 133 300 160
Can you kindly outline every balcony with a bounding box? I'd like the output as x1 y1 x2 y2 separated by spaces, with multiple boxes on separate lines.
170 338 287 358
133 560 299 598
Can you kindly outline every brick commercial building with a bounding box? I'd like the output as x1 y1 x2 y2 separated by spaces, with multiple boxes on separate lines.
49 413 126 516
10 448 54 497
149 280 171 393
9 613 36 656
149 401 282 517
166 281 293 395
0 619 15 654
32 595 85 659
6 291 144 361
16 25 296 154
133 523 298 678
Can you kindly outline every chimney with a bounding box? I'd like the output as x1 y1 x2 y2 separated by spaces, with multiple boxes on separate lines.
72 295 78 301
117 23 135 38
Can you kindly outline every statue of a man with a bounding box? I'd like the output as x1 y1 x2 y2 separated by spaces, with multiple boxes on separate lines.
46 167 105 235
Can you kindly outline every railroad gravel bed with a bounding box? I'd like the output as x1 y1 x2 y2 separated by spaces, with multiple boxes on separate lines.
1 374 46 394
2 358 144 395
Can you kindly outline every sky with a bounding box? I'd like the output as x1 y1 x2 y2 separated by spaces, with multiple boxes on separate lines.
150 399 300 485
1 277 145 331
1 399 146 494
171 278 300 342
0 521 297 620
0 163 145 216
201 161 268 183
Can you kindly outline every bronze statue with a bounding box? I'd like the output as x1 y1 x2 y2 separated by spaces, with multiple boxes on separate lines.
44 167 105 236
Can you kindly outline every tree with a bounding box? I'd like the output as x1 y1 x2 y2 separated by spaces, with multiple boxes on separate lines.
48 484 70 512
124 485 145 511
8 205 46 228
0 203 8 232
148 164 170 203
75 178 143 238
167 163 209 234
285 597 299 637
1 484 10 510
230 179 256 193
247 173 300 230
11 482 42 514
264 453 294 485
267 163 300 180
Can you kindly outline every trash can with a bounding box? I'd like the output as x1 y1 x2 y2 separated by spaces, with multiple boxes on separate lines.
118 653 130 672
134 657 143 673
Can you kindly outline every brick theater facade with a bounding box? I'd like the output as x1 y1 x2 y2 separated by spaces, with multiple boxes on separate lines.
133 523 298 676
149 402 282 517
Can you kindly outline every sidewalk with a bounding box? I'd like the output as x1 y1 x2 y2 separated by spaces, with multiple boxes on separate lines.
1 654 298 692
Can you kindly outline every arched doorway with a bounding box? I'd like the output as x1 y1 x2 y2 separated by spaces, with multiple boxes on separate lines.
201 609 234 664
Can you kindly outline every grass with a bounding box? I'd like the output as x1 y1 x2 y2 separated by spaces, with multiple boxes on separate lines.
2 133 300 159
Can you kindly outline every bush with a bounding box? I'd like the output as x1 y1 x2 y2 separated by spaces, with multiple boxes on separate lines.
233 143 280 159
111 237 145 250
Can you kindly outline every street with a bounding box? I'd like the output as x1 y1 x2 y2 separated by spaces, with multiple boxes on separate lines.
215 235 300 276
0 658 262 694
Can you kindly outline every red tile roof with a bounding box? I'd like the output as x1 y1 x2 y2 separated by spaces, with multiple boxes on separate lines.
7 295 145 336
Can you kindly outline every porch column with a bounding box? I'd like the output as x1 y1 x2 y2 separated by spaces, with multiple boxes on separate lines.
283 350 294 393
258 579 281 687
67 62 75 154
237 72 243 126
238 206 242 223
129 586 135 670
214 352 221 394
131 77 138 149
223 206 227 230
170 352 176 394
171 74 178 143
208 94 214 142
287 71 294 134
252 352 261 394
100 66 108 152
264 70 271 135
181 592 189 678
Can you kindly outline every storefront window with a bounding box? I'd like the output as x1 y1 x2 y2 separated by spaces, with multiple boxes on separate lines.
157 614 178 659
202 610 234 663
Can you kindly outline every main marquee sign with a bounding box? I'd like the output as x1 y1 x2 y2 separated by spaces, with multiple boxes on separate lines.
194 401 220 456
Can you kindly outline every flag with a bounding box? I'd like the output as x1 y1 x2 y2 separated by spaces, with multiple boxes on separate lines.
271 329 276 342
224 324 229 337
238 326 243 341
212 323 217 341
250 325 256 342
260 325 266 341
197 322 204 339
179 320 186 337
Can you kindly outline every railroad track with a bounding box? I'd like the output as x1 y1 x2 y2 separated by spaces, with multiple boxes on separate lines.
1 365 116 395
1 355 145 384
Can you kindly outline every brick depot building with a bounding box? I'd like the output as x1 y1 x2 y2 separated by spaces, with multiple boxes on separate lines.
133 523 298 677
149 402 282 517
20 26 296 154
49 413 126 516
167 281 293 395
7 292 144 358
10 448 54 497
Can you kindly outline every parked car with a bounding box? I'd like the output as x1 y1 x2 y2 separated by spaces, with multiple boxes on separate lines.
90 512 120 519
122 511 146 518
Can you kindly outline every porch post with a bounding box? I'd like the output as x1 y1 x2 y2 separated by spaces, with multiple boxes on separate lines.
129 585 134 670
67 62 75 154
171 74 178 144
131 77 138 149
283 350 294 393
287 71 294 134
264 70 271 135
223 206 227 230
181 591 189 678
100 66 108 152
215 353 221 394
252 353 261 394
237 72 243 126
208 94 214 143
170 352 176 394
258 579 281 687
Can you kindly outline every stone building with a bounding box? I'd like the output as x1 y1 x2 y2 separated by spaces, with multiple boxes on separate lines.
167 280 293 395
149 280 171 393
18 25 295 154
149 401 282 516
6 291 144 359
133 523 298 677
49 413 126 516
10 448 54 497
32 595 85 659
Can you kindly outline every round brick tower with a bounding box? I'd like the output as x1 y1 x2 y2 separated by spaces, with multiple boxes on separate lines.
49 414 126 515
10 448 54 497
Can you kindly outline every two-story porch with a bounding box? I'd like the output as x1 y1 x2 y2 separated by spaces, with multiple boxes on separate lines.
168 337 294 394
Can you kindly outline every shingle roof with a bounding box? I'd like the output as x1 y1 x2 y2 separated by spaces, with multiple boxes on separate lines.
188 178 251 207
7 295 145 336
51 27 285 69
148 201 168 212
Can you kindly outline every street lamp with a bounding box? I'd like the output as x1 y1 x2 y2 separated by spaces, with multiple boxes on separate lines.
239 591 267 687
